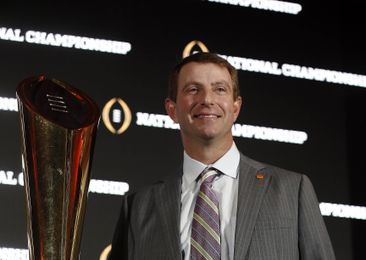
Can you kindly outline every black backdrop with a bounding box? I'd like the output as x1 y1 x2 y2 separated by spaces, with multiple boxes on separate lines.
0 1 365 259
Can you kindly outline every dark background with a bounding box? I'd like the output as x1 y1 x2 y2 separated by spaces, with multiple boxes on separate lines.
0 1 365 259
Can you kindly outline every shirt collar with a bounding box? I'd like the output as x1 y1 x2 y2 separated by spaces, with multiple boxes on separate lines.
182 142 240 188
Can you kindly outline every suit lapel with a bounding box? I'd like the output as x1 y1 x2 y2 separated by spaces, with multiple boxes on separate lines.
154 173 182 259
234 155 271 260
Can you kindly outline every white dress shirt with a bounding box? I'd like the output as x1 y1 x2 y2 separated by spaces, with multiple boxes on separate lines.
180 142 240 260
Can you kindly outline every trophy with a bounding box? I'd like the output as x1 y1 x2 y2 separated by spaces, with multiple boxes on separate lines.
16 75 100 260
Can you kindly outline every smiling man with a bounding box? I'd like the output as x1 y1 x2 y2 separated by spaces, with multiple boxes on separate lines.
165 57 242 165
109 52 335 260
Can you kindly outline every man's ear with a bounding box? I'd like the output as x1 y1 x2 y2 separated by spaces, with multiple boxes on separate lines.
233 96 243 122
165 98 178 123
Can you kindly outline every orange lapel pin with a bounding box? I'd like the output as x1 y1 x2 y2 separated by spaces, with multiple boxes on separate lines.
256 174 264 180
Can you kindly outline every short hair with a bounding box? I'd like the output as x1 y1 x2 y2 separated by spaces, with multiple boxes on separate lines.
168 52 240 102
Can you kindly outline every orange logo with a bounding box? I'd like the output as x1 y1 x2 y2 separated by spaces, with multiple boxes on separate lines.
99 244 111 260
182 40 209 58
102 98 132 134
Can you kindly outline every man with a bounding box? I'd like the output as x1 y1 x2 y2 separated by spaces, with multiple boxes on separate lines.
109 52 335 259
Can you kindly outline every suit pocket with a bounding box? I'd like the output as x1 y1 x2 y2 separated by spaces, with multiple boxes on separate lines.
255 217 295 230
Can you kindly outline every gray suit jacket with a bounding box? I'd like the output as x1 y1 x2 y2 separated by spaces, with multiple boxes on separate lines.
110 154 335 259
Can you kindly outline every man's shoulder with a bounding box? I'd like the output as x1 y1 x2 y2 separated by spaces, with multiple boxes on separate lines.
239 152 303 182
124 169 181 203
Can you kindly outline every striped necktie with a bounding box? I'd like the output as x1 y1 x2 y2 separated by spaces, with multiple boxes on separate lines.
191 168 221 260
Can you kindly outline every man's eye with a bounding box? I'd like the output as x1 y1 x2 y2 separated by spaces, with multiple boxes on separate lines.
216 86 227 93
187 87 198 93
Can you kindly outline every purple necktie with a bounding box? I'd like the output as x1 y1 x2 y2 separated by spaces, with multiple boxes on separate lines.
191 168 221 260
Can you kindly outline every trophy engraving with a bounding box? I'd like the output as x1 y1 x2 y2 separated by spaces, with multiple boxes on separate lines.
16 75 100 260
46 94 68 113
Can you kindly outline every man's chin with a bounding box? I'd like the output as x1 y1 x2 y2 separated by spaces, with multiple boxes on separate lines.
197 131 219 141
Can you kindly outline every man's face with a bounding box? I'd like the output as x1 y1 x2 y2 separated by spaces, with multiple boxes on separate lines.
166 62 242 144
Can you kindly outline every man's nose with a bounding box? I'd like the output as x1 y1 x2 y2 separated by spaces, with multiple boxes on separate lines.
200 88 214 105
